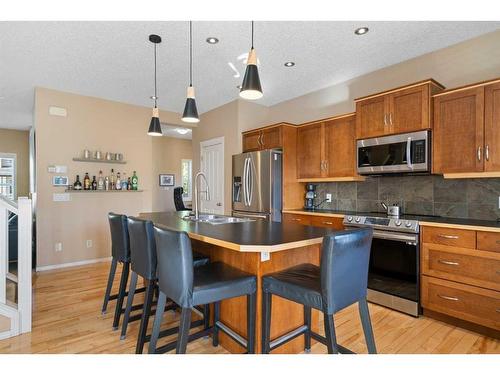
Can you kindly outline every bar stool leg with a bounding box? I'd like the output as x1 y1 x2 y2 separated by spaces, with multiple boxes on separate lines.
176 308 192 354
247 292 256 354
304 305 312 352
148 291 167 354
203 304 210 331
102 258 118 314
261 291 272 354
135 279 155 354
212 301 220 347
358 299 377 354
112 261 129 330
323 313 339 354
120 271 138 340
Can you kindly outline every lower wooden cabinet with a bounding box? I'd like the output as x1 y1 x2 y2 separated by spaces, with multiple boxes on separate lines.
420 225 500 332
421 275 500 331
282 213 344 230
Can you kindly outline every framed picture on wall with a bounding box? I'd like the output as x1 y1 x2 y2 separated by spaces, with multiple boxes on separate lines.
159 174 175 187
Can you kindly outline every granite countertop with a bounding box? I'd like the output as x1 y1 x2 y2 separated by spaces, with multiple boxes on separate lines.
139 211 335 252
283 209 500 231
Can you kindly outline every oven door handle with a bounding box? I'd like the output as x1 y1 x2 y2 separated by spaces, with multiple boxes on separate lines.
371 229 418 243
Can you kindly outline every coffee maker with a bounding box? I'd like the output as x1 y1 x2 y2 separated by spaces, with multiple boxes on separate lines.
304 183 317 210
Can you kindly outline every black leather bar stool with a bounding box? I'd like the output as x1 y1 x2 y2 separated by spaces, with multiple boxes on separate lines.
261 228 376 354
102 213 143 332
149 226 257 354
121 217 211 354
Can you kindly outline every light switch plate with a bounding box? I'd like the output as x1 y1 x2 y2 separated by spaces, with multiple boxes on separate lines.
53 193 70 202
326 193 332 203
260 252 270 262
55 243 62 252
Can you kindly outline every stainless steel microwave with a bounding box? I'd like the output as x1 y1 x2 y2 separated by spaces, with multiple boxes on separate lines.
357 130 430 175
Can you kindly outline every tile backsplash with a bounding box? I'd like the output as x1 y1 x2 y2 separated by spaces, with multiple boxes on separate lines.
314 175 500 221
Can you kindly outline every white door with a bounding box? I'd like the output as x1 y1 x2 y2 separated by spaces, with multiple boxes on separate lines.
200 137 224 215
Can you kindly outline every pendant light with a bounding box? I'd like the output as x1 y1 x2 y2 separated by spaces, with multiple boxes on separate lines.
147 34 163 136
182 21 200 123
239 21 263 100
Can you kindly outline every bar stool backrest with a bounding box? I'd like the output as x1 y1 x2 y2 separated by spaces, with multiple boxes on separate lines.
153 226 194 307
320 228 373 314
127 217 157 280
108 212 130 263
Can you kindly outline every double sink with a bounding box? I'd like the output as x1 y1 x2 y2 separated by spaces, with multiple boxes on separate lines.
183 214 254 225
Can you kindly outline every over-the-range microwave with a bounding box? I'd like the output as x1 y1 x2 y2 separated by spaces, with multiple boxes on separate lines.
357 130 430 175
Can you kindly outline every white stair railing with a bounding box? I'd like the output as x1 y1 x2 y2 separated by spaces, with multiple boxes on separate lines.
0 195 32 339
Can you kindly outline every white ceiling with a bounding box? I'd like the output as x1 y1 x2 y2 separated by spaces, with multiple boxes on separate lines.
0 21 499 130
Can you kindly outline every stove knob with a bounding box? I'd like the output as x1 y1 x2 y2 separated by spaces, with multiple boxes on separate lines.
355 217 361 223
405 221 413 228
395 220 402 226
347 216 353 222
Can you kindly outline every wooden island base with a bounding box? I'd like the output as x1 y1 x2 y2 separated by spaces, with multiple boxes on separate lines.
192 239 321 354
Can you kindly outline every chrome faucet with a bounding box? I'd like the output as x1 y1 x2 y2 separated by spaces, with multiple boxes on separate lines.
194 171 210 220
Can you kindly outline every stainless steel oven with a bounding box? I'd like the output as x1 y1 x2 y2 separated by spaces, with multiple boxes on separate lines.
357 130 430 175
344 215 420 316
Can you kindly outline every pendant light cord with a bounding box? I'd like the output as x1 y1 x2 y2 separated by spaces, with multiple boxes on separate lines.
154 42 158 108
251 20 254 49
189 21 193 87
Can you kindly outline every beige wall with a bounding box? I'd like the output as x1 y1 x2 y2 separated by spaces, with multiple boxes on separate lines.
0 128 30 198
266 30 500 124
152 136 192 212
34 87 185 268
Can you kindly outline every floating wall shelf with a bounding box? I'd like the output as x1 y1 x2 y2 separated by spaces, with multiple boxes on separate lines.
65 189 143 193
72 158 127 165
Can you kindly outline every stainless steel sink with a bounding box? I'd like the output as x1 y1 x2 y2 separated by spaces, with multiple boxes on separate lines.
183 214 254 225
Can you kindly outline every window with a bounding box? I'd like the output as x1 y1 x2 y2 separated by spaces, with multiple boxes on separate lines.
0 154 16 200
181 159 192 201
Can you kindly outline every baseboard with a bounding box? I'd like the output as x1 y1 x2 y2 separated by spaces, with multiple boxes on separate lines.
36 257 112 272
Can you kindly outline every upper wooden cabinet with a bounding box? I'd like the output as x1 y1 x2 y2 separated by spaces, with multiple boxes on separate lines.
296 114 361 181
433 78 500 177
355 79 444 139
242 125 283 152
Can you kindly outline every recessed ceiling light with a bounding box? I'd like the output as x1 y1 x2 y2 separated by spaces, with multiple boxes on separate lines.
175 128 191 135
284 61 295 67
354 27 369 35
206 37 219 44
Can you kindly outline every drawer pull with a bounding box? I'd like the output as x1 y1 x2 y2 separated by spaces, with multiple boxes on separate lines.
438 294 459 302
496 309 500 313
323 221 333 225
438 260 460 266
437 234 459 240
291 218 301 221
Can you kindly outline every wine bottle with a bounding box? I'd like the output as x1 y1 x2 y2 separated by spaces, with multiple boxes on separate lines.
83 173 91 190
121 173 128 190
91 176 97 190
127 177 132 190
104 176 110 191
131 171 138 190
74 175 82 190
110 169 115 190
97 170 104 190
115 172 122 190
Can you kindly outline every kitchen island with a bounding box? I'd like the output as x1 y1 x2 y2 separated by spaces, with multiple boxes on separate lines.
139 211 337 354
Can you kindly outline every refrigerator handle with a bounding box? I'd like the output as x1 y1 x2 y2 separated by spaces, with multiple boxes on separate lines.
243 157 250 206
248 157 254 206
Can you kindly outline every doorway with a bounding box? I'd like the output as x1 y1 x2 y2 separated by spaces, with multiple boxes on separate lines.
200 137 224 215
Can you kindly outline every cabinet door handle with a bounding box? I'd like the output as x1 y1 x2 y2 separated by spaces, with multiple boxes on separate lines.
477 146 482 161
485 145 489 161
389 112 393 126
383 114 387 126
260 133 265 147
291 218 301 221
323 221 333 225
437 234 459 239
438 294 459 302
438 259 460 266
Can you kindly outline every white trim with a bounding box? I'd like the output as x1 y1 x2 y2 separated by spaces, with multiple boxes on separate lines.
36 256 112 272
200 137 225 215
0 152 17 200
0 303 19 340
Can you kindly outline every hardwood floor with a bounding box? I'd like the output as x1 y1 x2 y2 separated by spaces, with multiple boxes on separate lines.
0 261 498 354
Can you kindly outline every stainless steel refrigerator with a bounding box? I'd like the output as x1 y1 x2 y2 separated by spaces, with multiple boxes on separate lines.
232 149 282 221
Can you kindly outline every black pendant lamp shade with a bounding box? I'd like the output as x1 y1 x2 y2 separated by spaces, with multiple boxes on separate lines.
240 21 263 100
147 34 163 136
182 21 200 123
